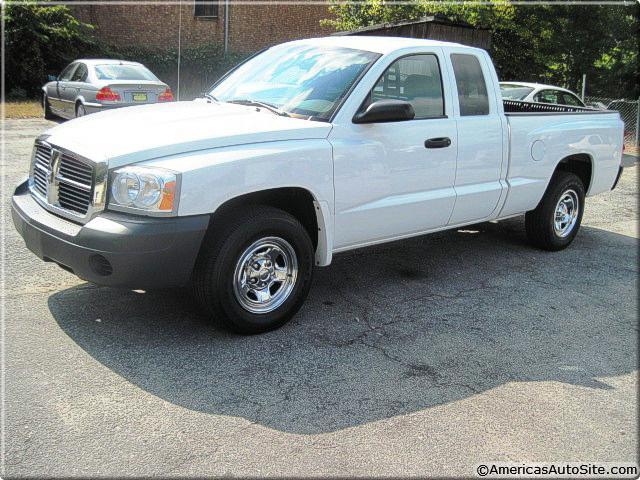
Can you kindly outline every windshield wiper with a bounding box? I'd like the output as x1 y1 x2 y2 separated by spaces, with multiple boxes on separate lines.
204 93 219 103
227 99 290 117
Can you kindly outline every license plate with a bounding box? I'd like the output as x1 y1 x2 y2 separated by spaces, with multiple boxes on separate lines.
132 92 148 102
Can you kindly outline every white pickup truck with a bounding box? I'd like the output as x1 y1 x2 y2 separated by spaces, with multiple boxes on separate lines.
13 37 625 334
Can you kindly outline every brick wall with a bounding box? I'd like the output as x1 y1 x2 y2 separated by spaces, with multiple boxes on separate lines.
71 1 332 52
229 2 333 53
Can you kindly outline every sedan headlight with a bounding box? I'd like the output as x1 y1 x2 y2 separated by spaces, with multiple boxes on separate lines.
109 166 179 215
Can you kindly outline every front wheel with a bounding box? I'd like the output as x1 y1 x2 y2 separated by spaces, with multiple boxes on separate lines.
525 171 585 251
43 95 55 120
193 206 314 334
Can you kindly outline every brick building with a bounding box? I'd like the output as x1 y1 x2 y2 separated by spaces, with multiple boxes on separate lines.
71 0 333 54
70 4 490 99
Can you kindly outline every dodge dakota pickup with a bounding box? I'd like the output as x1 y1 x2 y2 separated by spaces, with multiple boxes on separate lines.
12 37 625 334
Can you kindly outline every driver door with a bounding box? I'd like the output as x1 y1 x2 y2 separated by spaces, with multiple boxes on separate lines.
55 63 78 117
330 52 458 250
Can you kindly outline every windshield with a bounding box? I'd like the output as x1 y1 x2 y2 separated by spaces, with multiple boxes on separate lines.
94 64 159 81
209 44 379 121
500 83 534 100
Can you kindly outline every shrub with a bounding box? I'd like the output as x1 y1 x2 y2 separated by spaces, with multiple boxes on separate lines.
4 3 97 98
4 3 250 100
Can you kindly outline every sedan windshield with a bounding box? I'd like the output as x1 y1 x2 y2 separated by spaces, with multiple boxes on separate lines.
500 84 534 100
209 44 379 121
94 64 159 81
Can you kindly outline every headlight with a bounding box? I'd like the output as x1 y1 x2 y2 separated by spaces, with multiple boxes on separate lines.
109 166 179 215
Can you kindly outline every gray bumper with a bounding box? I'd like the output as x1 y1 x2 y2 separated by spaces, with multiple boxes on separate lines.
12 181 209 289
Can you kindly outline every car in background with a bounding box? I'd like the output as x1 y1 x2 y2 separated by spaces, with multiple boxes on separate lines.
42 59 174 120
500 82 585 107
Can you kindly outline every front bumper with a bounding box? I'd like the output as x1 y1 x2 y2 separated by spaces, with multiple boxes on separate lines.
12 181 209 289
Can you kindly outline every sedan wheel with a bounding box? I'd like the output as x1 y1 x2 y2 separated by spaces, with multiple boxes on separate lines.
43 95 55 120
75 103 86 118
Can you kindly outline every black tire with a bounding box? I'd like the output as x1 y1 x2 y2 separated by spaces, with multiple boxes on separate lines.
43 95 55 120
525 171 585 251
75 102 86 118
193 205 314 334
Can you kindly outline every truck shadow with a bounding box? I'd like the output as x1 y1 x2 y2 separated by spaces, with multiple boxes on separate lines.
48 218 638 434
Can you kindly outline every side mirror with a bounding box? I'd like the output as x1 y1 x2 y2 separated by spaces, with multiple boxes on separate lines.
353 99 415 124
47 74 58 82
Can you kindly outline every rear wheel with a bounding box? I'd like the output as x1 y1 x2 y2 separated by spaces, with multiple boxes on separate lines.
75 103 86 118
525 171 585 251
43 95 55 120
193 206 314 334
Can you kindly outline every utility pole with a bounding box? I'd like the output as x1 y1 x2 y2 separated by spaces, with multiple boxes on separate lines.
177 0 182 101
581 74 586 101
223 0 230 57
636 97 640 148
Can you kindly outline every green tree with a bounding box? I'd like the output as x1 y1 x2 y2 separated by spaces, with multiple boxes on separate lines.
3 2 97 99
324 1 639 98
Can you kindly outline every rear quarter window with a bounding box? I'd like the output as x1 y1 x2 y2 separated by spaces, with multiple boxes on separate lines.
560 92 583 106
450 54 489 116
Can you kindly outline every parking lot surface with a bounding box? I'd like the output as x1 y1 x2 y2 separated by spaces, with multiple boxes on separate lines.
3 118 638 477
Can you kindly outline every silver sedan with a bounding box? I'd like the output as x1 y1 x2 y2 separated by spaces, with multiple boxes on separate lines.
42 59 173 120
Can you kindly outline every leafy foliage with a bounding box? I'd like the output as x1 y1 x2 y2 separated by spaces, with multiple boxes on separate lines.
4 2 97 98
324 1 639 98
3 3 248 100
6 1 637 100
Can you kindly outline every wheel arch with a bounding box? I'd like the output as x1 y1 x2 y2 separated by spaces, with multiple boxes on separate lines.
206 186 333 267
74 97 86 113
553 153 593 193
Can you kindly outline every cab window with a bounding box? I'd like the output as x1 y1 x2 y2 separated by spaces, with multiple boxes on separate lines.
59 63 77 81
450 54 489 116
70 63 88 82
366 54 445 119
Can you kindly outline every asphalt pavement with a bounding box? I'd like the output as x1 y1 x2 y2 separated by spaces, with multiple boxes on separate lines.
2 118 638 477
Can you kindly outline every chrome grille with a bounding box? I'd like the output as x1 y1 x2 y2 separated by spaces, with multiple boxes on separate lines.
57 154 93 214
32 144 51 197
28 140 107 224
58 154 93 185
58 182 92 214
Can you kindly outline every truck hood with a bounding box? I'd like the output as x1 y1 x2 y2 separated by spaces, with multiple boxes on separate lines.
43 100 333 168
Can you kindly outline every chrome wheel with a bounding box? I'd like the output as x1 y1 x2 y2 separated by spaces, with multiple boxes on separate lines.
233 237 298 314
554 189 579 237
76 104 86 117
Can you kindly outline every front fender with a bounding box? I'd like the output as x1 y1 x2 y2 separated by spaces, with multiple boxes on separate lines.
143 139 335 265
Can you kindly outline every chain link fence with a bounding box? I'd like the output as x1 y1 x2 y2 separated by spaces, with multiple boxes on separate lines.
584 96 639 155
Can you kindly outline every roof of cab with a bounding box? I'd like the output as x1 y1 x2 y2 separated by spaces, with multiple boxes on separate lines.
282 36 472 54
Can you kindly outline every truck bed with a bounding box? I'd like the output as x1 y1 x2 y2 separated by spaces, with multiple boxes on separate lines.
499 104 623 218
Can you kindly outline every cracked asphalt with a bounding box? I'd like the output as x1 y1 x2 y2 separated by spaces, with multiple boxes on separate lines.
3 118 638 477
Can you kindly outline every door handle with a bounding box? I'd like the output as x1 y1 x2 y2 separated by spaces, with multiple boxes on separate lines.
424 137 451 149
